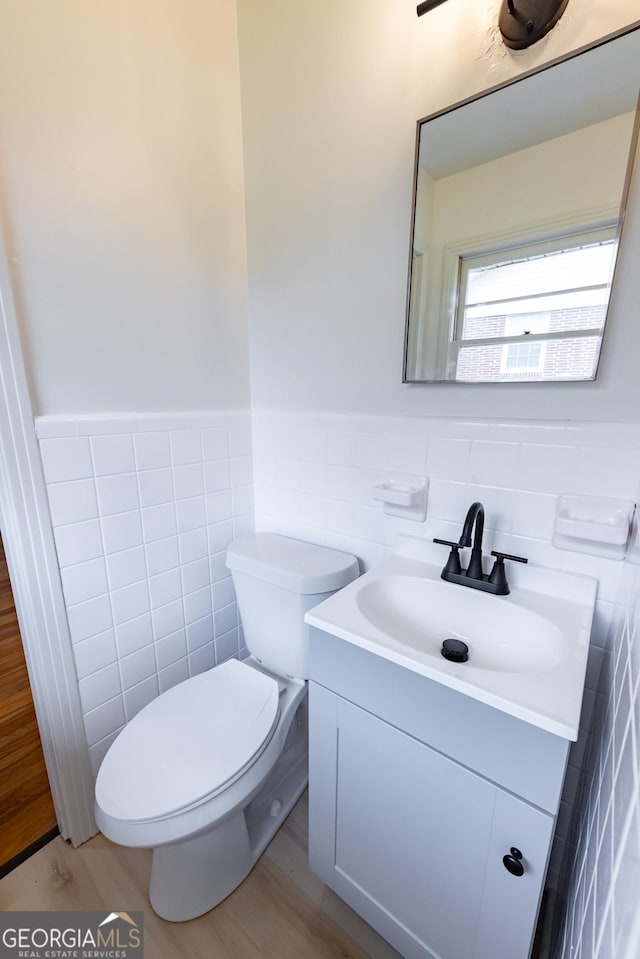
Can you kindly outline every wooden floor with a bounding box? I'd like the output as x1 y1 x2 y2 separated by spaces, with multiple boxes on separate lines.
0 792 402 959
0 534 57 868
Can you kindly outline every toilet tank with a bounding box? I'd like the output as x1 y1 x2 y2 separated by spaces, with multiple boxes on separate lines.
226 533 359 679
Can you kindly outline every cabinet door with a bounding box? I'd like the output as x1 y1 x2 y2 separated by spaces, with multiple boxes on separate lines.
475 789 555 959
333 698 496 959
310 693 554 959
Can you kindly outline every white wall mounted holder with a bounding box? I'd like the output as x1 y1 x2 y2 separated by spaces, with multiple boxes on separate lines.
373 473 428 522
552 493 636 560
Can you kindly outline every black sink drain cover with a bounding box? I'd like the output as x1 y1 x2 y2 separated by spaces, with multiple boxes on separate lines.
441 638 469 663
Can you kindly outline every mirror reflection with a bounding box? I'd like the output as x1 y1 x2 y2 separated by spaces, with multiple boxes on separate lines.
403 28 640 384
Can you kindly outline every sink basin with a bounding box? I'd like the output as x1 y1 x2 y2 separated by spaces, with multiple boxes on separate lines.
305 535 597 740
356 575 568 673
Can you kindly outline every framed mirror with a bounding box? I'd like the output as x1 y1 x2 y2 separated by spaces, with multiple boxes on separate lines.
403 26 640 384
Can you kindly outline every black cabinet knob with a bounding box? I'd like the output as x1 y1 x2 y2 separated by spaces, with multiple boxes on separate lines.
503 847 525 877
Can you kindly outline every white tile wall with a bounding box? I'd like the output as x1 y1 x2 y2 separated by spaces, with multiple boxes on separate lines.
252 413 640 580
36 411 254 776
555 550 640 959
251 411 640 896
35 407 640 953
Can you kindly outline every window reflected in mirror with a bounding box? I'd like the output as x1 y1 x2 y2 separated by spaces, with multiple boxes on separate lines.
455 227 617 382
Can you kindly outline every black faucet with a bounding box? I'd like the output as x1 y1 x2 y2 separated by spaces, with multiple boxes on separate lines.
459 501 485 580
434 502 528 595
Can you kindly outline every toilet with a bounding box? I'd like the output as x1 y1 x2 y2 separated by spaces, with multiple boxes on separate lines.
94 532 359 922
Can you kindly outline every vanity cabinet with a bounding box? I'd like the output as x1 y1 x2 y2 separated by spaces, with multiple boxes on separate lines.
308 628 571 959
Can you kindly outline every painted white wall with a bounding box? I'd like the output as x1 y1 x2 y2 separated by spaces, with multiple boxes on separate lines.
0 0 250 416
238 0 640 421
432 115 631 236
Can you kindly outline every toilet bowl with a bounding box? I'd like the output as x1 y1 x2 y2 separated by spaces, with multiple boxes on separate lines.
94 532 359 922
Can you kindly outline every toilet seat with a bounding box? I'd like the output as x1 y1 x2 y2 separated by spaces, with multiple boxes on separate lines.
95 660 280 824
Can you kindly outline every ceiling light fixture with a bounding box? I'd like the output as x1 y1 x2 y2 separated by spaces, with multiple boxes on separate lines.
499 0 570 49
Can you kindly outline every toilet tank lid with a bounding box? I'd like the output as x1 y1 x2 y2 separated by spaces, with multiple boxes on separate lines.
226 533 359 594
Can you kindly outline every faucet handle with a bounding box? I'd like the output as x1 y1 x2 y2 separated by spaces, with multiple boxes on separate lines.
433 538 462 575
488 550 528 593
490 550 528 564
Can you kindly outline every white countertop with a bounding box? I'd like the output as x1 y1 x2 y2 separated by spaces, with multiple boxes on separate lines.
305 536 597 740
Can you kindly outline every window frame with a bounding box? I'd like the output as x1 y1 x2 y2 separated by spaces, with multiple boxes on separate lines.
437 209 620 381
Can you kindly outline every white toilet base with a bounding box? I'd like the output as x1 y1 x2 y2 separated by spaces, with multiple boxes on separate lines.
147 693 308 921
150 810 253 921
